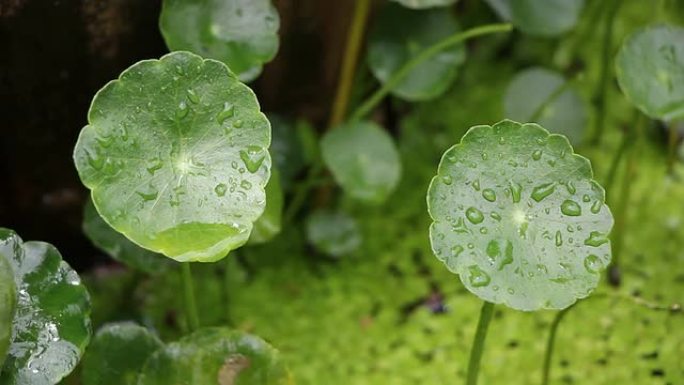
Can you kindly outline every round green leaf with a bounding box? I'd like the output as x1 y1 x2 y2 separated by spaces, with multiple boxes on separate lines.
0 229 91 384
306 210 362 258
390 0 457 9
81 322 163 385
504 67 587 144
0 255 15 368
368 4 466 101
511 0 585 37
137 327 290 385
484 0 512 21
83 198 171 274
427 120 613 311
321 121 401 203
159 0 280 83
73 51 272 263
615 24 684 121
248 169 283 245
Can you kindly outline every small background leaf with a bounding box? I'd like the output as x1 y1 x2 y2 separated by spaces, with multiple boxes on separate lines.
159 0 280 82
511 0 585 37
368 3 466 101
81 322 163 385
0 254 15 368
0 229 91 385
306 210 362 258
322 121 401 203
390 0 457 10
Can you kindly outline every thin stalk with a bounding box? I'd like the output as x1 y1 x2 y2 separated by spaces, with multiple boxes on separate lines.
466 301 495 385
181 262 200 332
350 23 513 122
591 0 622 145
328 0 372 128
284 162 325 223
541 305 574 385
530 74 581 123
602 130 631 200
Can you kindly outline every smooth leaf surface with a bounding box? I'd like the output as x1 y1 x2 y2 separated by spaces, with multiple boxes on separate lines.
159 0 280 82
615 24 684 121
83 198 171 274
368 4 466 101
0 255 15 368
504 67 587 144
248 169 283 245
390 0 457 10
0 229 91 385
511 0 585 37
81 322 163 385
306 210 361 258
73 51 272 263
137 327 290 385
321 121 401 203
427 120 613 311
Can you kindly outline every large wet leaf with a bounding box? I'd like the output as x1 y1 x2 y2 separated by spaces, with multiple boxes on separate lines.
137 327 290 385
159 0 280 83
321 121 401 203
81 322 163 385
511 0 585 37
504 67 587 144
73 51 272 263
248 169 283 245
82 198 171 274
368 4 466 101
427 120 613 311
615 24 684 121
0 255 15 368
0 229 91 385
305 210 362 258
390 0 457 10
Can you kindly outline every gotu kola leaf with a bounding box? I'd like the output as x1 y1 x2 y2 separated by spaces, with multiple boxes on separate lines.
427 120 613 311
616 24 684 122
81 322 163 385
306 209 362 258
390 0 457 10
159 0 280 83
0 229 91 385
510 0 585 37
73 51 272 263
82 198 171 274
321 121 401 204
137 327 290 385
0 253 15 368
368 3 466 101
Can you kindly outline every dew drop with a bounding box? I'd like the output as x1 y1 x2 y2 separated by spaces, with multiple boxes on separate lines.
239 146 266 173
584 254 602 273
441 175 453 185
510 181 522 203
560 200 582 216
532 149 542 160
555 230 563 246
214 183 228 197
590 200 602 214
450 245 464 258
582 194 591 202
465 207 484 224
472 179 480 191
490 211 502 221
240 180 252 190
451 217 470 234
233 119 244 128
176 100 189 120
217 102 235 124
584 231 609 247
482 189 496 202
146 157 163 175
86 150 104 170
136 189 158 201
531 182 556 202
186 89 200 104
467 265 491 287
566 181 576 194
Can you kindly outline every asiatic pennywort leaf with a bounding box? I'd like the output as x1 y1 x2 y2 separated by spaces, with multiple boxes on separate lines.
427 120 613 311
511 0 585 37
73 51 272 263
306 210 362 258
391 0 457 10
0 254 15 368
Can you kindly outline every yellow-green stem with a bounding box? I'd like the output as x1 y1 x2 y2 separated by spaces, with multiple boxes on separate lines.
181 262 200 332
466 301 495 385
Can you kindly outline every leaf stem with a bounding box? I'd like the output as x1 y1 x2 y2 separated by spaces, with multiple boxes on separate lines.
181 262 200 332
329 0 372 129
541 304 574 385
350 23 513 122
466 301 495 385
530 73 581 123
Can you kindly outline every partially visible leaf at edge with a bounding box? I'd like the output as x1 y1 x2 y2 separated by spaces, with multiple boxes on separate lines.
0 254 15 368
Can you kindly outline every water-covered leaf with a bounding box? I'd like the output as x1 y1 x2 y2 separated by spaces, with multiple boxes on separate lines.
249 169 283 245
82 198 171 274
306 210 361 258
615 24 684 121
0 255 15 368
137 327 290 385
159 0 280 82
73 51 272 263
504 67 587 144
0 229 91 385
81 322 163 385
391 0 457 10
321 121 401 203
511 0 585 37
368 4 466 101
427 120 613 311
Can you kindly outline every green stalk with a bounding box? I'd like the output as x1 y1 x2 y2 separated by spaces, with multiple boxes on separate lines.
466 301 495 385
530 75 580 123
181 262 200 332
350 23 513 122
329 0 372 128
541 305 574 385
